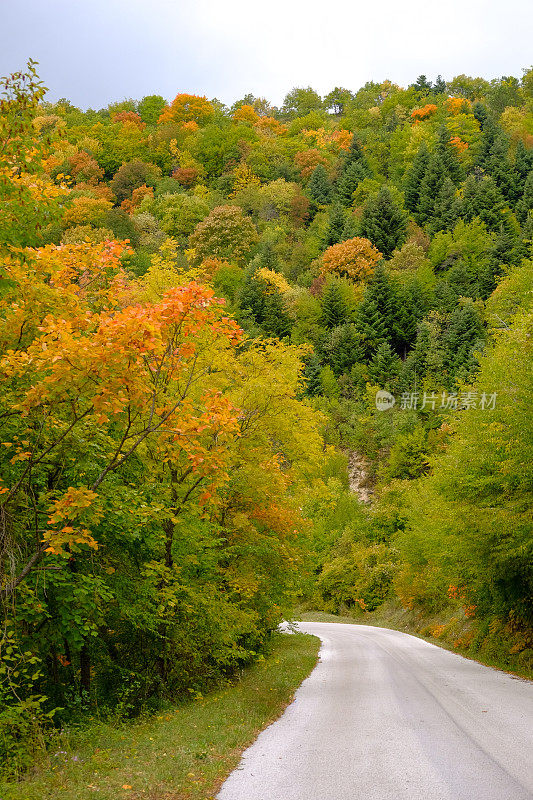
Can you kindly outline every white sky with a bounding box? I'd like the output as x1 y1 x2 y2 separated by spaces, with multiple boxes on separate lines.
1 0 532 108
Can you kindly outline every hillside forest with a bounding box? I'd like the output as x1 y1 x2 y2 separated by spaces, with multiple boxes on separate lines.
1 62 532 774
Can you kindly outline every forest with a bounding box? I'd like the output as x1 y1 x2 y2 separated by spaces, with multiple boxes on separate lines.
1 62 532 776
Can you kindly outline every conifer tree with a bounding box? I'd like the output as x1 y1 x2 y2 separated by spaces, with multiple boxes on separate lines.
516 171 533 225
483 134 518 202
433 75 447 94
323 204 346 247
417 151 448 225
320 279 348 328
368 341 400 387
360 186 408 257
404 142 430 213
462 174 506 231
354 295 390 360
262 290 292 338
335 160 368 206
341 215 360 241
322 324 364 376
435 125 463 185
428 177 462 235
303 354 323 396
514 140 533 195
308 164 332 205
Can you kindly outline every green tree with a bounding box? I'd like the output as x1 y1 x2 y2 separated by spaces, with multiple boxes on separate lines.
137 94 166 125
110 159 162 203
282 86 323 117
189 205 258 265
308 164 331 205
360 187 408 257
404 142 430 214
320 279 349 329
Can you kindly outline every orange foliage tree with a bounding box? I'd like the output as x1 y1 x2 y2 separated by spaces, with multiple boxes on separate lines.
158 93 215 125
411 104 438 122
321 237 382 282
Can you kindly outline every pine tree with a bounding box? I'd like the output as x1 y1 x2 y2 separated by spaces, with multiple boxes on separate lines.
483 134 518 202
412 75 432 94
368 341 400 387
335 160 368 206
341 215 359 241
344 134 370 172
354 294 390 360
262 290 292 338
472 101 489 129
322 324 364 376
516 171 533 225
323 205 346 247
462 174 506 232
417 151 448 225
308 164 331 205
303 354 323 397
442 304 484 380
433 75 447 94
360 186 408 257
320 279 348 328
435 125 463 185
428 177 462 235
404 142 430 213
514 140 533 195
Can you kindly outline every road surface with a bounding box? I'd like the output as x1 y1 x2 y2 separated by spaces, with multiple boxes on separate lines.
217 621 533 800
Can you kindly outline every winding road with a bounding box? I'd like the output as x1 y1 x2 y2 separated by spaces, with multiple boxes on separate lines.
217 621 533 800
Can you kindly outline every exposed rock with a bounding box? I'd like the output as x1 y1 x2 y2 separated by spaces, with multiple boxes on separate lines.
347 450 373 504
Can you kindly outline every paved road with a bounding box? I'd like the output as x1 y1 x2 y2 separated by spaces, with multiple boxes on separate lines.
217 622 533 800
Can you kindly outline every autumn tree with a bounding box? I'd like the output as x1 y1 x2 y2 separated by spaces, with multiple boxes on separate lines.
158 93 215 125
321 237 382 282
188 205 259 265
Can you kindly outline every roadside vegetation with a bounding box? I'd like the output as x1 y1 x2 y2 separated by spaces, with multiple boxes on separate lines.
1 632 319 800
1 61 532 778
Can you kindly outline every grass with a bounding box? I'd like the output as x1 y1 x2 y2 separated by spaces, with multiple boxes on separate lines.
2 632 320 800
297 604 533 680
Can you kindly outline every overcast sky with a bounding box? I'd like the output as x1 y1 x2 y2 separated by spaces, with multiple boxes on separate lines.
1 0 531 109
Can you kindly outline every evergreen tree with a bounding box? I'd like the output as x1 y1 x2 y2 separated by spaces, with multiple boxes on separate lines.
341 214 359 241
308 164 331 205
360 186 408 257
516 171 533 225
492 213 525 267
462 174 506 232
239 268 266 324
303 354 323 396
412 75 432 94
354 295 390 360
323 205 346 247
435 125 463 185
404 142 430 213
322 324 364 376
320 279 348 328
344 134 371 172
262 290 292 338
335 160 368 206
433 75 447 94
417 151 448 225
442 304 485 380
428 177 462 235
483 133 518 202
514 141 533 195
368 341 400 388
472 101 489 130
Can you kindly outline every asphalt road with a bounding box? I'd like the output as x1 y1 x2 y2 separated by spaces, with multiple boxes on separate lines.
217 621 533 800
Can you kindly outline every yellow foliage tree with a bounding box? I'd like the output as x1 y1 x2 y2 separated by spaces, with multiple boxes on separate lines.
321 237 382 282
